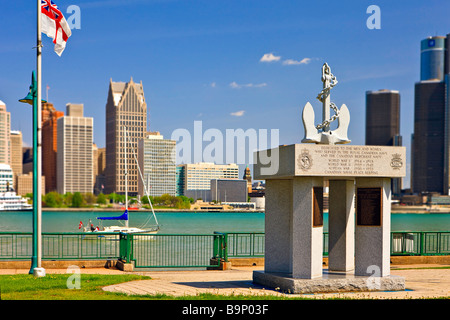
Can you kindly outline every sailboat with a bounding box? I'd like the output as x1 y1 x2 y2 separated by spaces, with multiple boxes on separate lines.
82 126 160 235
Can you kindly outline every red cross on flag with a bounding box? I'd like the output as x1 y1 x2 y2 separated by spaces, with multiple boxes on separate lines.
41 0 72 56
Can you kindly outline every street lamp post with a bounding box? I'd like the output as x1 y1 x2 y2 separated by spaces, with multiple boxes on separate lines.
19 71 46 277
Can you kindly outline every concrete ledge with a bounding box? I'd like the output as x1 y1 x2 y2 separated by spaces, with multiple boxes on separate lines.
0 260 118 270
390 255 450 265
253 270 405 294
116 260 134 272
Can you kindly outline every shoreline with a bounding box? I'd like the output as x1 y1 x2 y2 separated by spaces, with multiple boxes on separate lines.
33 207 450 214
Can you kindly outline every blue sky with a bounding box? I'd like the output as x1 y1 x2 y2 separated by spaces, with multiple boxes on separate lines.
1 0 450 187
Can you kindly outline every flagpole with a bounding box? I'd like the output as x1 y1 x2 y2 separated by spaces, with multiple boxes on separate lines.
33 0 45 277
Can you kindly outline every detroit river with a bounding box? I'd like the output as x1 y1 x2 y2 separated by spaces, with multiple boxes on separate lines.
0 210 449 233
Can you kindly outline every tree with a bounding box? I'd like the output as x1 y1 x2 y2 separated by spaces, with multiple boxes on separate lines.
97 193 107 205
72 192 84 208
43 192 62 208
63 192 73 207
83 193 96 205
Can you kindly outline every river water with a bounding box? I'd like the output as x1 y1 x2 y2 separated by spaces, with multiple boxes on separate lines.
1 210 449 233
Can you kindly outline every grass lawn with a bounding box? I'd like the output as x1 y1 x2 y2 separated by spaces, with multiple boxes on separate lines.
0 274 307 300
0 274 152 300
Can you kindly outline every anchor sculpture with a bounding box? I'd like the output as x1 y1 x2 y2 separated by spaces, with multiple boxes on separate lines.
301 63 351 145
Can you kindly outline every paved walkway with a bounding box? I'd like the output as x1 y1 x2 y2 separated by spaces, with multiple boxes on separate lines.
104 264 450 299
2 265 449 299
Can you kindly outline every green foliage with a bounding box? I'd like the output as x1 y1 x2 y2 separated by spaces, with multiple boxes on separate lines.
97 193 107 204
43 192 63 208
71 192 84 208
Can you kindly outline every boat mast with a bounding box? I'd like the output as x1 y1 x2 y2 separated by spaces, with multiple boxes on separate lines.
124 126 128 227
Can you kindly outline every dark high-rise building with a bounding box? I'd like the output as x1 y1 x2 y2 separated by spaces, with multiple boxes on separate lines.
412 35 450 195
365 89 402 197
365 90 401 146
412 81 446 194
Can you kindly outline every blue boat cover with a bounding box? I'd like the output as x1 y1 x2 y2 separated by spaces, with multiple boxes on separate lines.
97 209 128 220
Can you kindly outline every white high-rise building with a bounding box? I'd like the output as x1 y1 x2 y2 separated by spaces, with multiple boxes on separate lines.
0 164 13 192
178 162 239 191
138 133 176 197
0 101 11 166
57 104 94 194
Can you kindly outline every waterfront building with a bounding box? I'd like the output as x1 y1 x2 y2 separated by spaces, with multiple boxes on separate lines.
22 147 33 174
365 89 402 197
93 145 106 194
176 166 185 196
0 164 13 192
10 130 23 190
105 78 148 196
210 179 247 203
42 102 64 193
16 173 46 196
138 133 176 197
0 101 11 166
56 104 94 194
179 162 239 191
179 162 239 201
243 165 252 193
412 34 450 195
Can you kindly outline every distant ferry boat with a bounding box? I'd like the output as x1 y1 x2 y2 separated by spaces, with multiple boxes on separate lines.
0 192 32 211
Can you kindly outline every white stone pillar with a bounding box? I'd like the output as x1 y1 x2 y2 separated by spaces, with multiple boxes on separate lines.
292 176 323 279
355 178 391 277
264 179 293 274
328 179 355 272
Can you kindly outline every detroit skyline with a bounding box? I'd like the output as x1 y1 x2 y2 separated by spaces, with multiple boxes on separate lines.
2 1 450 188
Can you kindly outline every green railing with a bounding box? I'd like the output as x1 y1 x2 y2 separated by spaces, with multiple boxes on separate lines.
217 231 450 259
1 231 449 268
120 233 223 269
391 231 450 255
0 232 121 261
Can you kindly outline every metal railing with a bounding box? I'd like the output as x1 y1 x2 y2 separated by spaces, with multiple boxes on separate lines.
120 233 223 269
1 231 449 268
0 232 121 261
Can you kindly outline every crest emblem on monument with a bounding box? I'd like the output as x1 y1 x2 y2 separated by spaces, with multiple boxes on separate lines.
390 153 403 169
299 149 312 171
301 63 351 145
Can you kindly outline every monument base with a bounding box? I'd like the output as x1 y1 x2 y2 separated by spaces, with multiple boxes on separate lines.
253 270 405 294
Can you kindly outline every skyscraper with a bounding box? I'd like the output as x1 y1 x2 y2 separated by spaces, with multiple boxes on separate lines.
365 90 401 146
0 101 11 166
412 35 450 195
105 78 148 196
365 90 402 197
138 133 176 197
57 104 94 194
10 130 23 189
42 102 64 193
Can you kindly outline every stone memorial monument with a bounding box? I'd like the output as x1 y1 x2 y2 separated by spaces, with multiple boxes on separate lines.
253 63 406 293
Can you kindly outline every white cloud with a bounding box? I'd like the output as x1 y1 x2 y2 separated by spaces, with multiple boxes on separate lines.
230 110 245 117
282 58 311 65
210 82 216 88
260 53 281 62
229 81 267 89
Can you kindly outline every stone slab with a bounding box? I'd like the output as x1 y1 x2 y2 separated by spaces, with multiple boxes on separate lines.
254 144 406 180
253 270 405 294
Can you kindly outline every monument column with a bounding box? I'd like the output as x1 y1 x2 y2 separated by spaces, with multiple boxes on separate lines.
328 179 355 272
264 179 293 274
354 178 391 277
292 177 323 279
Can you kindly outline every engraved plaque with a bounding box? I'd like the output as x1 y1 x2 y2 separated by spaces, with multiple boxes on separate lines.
313 187 323 227
357 188 382 226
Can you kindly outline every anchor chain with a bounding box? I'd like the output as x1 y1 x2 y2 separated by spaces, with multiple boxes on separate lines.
315 63 339 130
